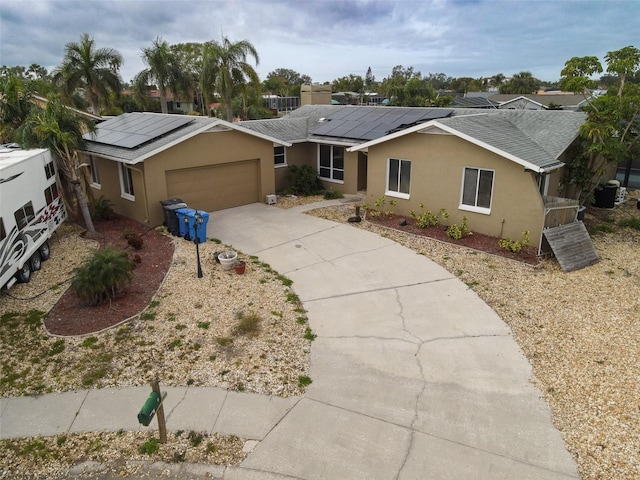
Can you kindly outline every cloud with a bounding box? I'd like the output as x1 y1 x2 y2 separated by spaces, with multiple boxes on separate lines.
0 0 637 85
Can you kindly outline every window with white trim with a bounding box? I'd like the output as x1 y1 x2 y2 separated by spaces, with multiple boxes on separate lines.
318 145 344 182
386 158 411 198
460 167 494 213
119 163 135 200
89 156 101 187
14 201 35 229
274 146 287 167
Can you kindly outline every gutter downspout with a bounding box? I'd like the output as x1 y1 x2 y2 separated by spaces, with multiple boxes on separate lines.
127 164 150 225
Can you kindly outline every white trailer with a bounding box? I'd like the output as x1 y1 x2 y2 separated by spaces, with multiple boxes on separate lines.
0 145 67 289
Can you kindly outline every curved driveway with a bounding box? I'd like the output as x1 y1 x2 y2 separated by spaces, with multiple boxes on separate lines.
209 202 577 480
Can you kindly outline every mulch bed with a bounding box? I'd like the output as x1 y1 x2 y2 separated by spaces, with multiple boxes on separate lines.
45 216 174 336
366 213 540 265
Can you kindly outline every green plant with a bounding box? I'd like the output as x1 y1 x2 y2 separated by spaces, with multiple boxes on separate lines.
47 339 65 356
91 195 115 221
618 217 640 230
188 431 204 447
236 311 261 335
298 375 313 387
71 247 133 306
138 437 160 455
141 311 156 321
498 230 530 253
197 321 210 329
591 224 616 234
81 337 99 348
168 339 182 350
323 189 344 200
303 327 317 341
446 217 470 240
410 203 441 228
287 164 323 196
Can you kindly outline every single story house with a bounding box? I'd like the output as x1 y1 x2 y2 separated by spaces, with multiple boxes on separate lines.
79 113 290 227
488 93 593 111
81 106 588 254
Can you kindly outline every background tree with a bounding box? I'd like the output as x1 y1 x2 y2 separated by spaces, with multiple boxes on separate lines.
449 76 486 93
262 68 311 97
499 71 540 94
364 67 376 91
0 74 38 143
205 36 260 122
560 46 640 203
15 96 97 233
133 37 190 114
54 33 123 115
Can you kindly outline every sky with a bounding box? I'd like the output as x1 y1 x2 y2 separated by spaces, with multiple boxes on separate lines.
1 0 638 86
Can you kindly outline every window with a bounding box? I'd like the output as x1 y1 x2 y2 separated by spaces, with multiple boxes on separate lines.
44 160 55 179
386 158 411 198
274 146 287 167
44 183 59 205
14 201 35 229
461 167 494 213
89 156 101 187
119 163 135 200
318 145 344 182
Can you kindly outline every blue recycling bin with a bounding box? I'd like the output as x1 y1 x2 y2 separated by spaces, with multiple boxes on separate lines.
185 210 209 244
175 208 193 238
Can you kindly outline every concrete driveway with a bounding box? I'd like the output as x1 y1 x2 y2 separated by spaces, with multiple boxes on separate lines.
208 203 578 480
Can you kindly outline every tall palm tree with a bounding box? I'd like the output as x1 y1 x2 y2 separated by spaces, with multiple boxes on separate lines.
15 96 97 234
54 33 123 115
133 38 190 114
205 36 260 121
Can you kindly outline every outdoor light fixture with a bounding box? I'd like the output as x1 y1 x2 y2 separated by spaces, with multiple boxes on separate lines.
193 212 204 278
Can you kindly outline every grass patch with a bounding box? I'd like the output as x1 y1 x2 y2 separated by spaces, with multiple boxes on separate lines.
141 311 156 321
591 224 616 234
236 311 261 335
618 217 640 230
196 321 210 329
81 337 99 348
298 375 313 387
303 327 317 341
138 437 160 455
215 337 234 347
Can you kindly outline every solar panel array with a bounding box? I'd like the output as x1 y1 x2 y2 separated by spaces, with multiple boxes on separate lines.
310 107 453 141
86 113 194 149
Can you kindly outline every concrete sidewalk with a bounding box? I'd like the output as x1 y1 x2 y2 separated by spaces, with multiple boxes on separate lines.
0 202 578 479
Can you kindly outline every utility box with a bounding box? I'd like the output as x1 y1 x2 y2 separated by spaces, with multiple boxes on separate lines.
138 391 161 426
185 210 209 243
160 199 187 235
266 194 277 205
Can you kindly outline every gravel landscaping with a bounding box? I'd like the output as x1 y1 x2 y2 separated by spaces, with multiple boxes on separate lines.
1 191 639 479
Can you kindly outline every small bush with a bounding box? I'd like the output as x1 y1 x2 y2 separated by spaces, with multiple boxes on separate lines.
498 230 530 253
92 196 115 221
287 164 323 196
138 437 160 455
446 217 470 240
323 189 344 200
410 203 443 228
71 247 133 306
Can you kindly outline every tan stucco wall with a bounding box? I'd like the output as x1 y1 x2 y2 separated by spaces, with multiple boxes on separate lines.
364 132 546 243
87 155 147 223
87 128 275 226
274 143 316 192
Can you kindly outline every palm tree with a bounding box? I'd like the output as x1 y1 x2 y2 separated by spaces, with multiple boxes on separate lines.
15 96 97 234
0 74 37 143
205 36 260 121
133 37 190 114
54 33 123 115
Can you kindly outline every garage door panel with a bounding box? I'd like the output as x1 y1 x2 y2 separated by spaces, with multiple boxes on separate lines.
166 160 260 211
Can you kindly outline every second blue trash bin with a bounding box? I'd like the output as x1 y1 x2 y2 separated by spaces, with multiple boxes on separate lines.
185 210 209 243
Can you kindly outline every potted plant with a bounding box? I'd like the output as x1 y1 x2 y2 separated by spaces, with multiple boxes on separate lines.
234 260 246 275
217 251 237 270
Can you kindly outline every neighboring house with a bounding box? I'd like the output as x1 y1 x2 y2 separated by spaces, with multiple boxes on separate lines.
79 112 290 227
489 94 593 111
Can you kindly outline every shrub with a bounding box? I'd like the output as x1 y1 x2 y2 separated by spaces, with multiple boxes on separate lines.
92 196 115 221
122 229 144 250
410 203 440 228
287 164 323 196
446 217 470 240
71 247 133 305
498 230 530 253
323 189 344 200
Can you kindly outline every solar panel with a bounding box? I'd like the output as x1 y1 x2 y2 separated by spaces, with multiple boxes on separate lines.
86 113 194 149
311 107 453 141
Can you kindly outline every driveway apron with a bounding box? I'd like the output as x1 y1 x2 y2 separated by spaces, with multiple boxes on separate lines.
209 203 578 480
